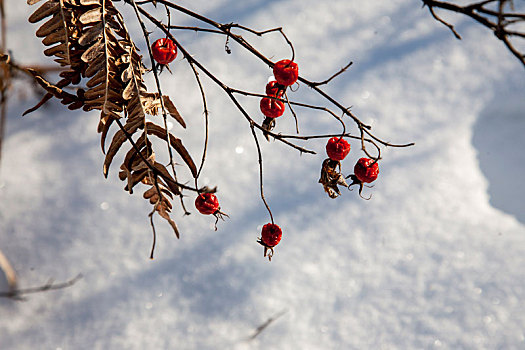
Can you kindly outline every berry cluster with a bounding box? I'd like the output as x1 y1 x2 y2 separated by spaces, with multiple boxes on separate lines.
26 0 414 265
260 59 299 137
319 137 379 199
255 59 298 260
194 192 283 261
152 50 378 259
151 41 294 261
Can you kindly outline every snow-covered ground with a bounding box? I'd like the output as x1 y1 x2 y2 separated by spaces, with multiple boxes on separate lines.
1 1 524 349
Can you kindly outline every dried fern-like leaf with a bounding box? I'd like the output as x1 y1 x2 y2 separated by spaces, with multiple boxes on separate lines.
143 177 180 238
27 0 88 114
30 0 76 67
24 69 84 111
27 0 199 241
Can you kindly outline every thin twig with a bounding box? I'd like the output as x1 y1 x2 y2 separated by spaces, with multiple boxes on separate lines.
424 2 462 39
249 121 274 224
0 274 83 300
284 91 300 134
226 88 346 135
311 61 354 86
0 0 8 170
149 208 157 259
187 59 209 186
248 310 287 340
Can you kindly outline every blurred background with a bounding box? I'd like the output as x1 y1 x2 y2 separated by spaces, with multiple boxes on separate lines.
1 0 524 349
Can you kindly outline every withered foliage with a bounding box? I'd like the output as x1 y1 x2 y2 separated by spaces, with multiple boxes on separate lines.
319 159 348 199
26 0 196 236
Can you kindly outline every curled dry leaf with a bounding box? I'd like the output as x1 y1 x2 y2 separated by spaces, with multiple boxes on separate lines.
319 158 348 199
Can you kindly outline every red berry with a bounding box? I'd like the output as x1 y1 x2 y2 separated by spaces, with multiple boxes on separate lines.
261 223 282 247
354 158 379 183
265 81 284 97
151 38 177 65
260 97 285 119
273 59 299 86
195 193 220 215
325 137 351 161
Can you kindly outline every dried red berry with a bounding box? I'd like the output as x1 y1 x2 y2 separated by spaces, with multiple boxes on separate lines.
265 80 284 97
195 193 220 215
325 137 351 161
151 38 177 65
354 158 379 183
261 223 282 247
260 97 285 119
273 59 299 86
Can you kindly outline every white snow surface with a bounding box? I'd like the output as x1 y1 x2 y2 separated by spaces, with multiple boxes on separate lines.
1 0 525 349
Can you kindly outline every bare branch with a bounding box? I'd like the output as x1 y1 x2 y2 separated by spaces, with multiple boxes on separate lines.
248 310 287 340
0 274 82 300
422 0 525 67
311 61 354 86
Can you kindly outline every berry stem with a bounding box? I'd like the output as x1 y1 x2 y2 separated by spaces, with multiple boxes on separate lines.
283 91 300 134
148 208 157 259
187 59 210 188
250 121 274 225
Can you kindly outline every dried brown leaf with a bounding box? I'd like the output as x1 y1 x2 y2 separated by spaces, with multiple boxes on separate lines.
122 168 149 194
145 122 197 177
86 68 106 88
99 112 119 153
80 38 104 62
43 42 68 57
103 117 145 176
35 14 64 37
28 1 59 23
103 129 127 177
152 162 181 195
78 22 103 46
157 204 180 238
143 183 180 238
162 96 186 128
24 69 83 110
42 31 66 46
80 0 102 5
29 0 76 68
79 7 102 25
84 57 106 77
